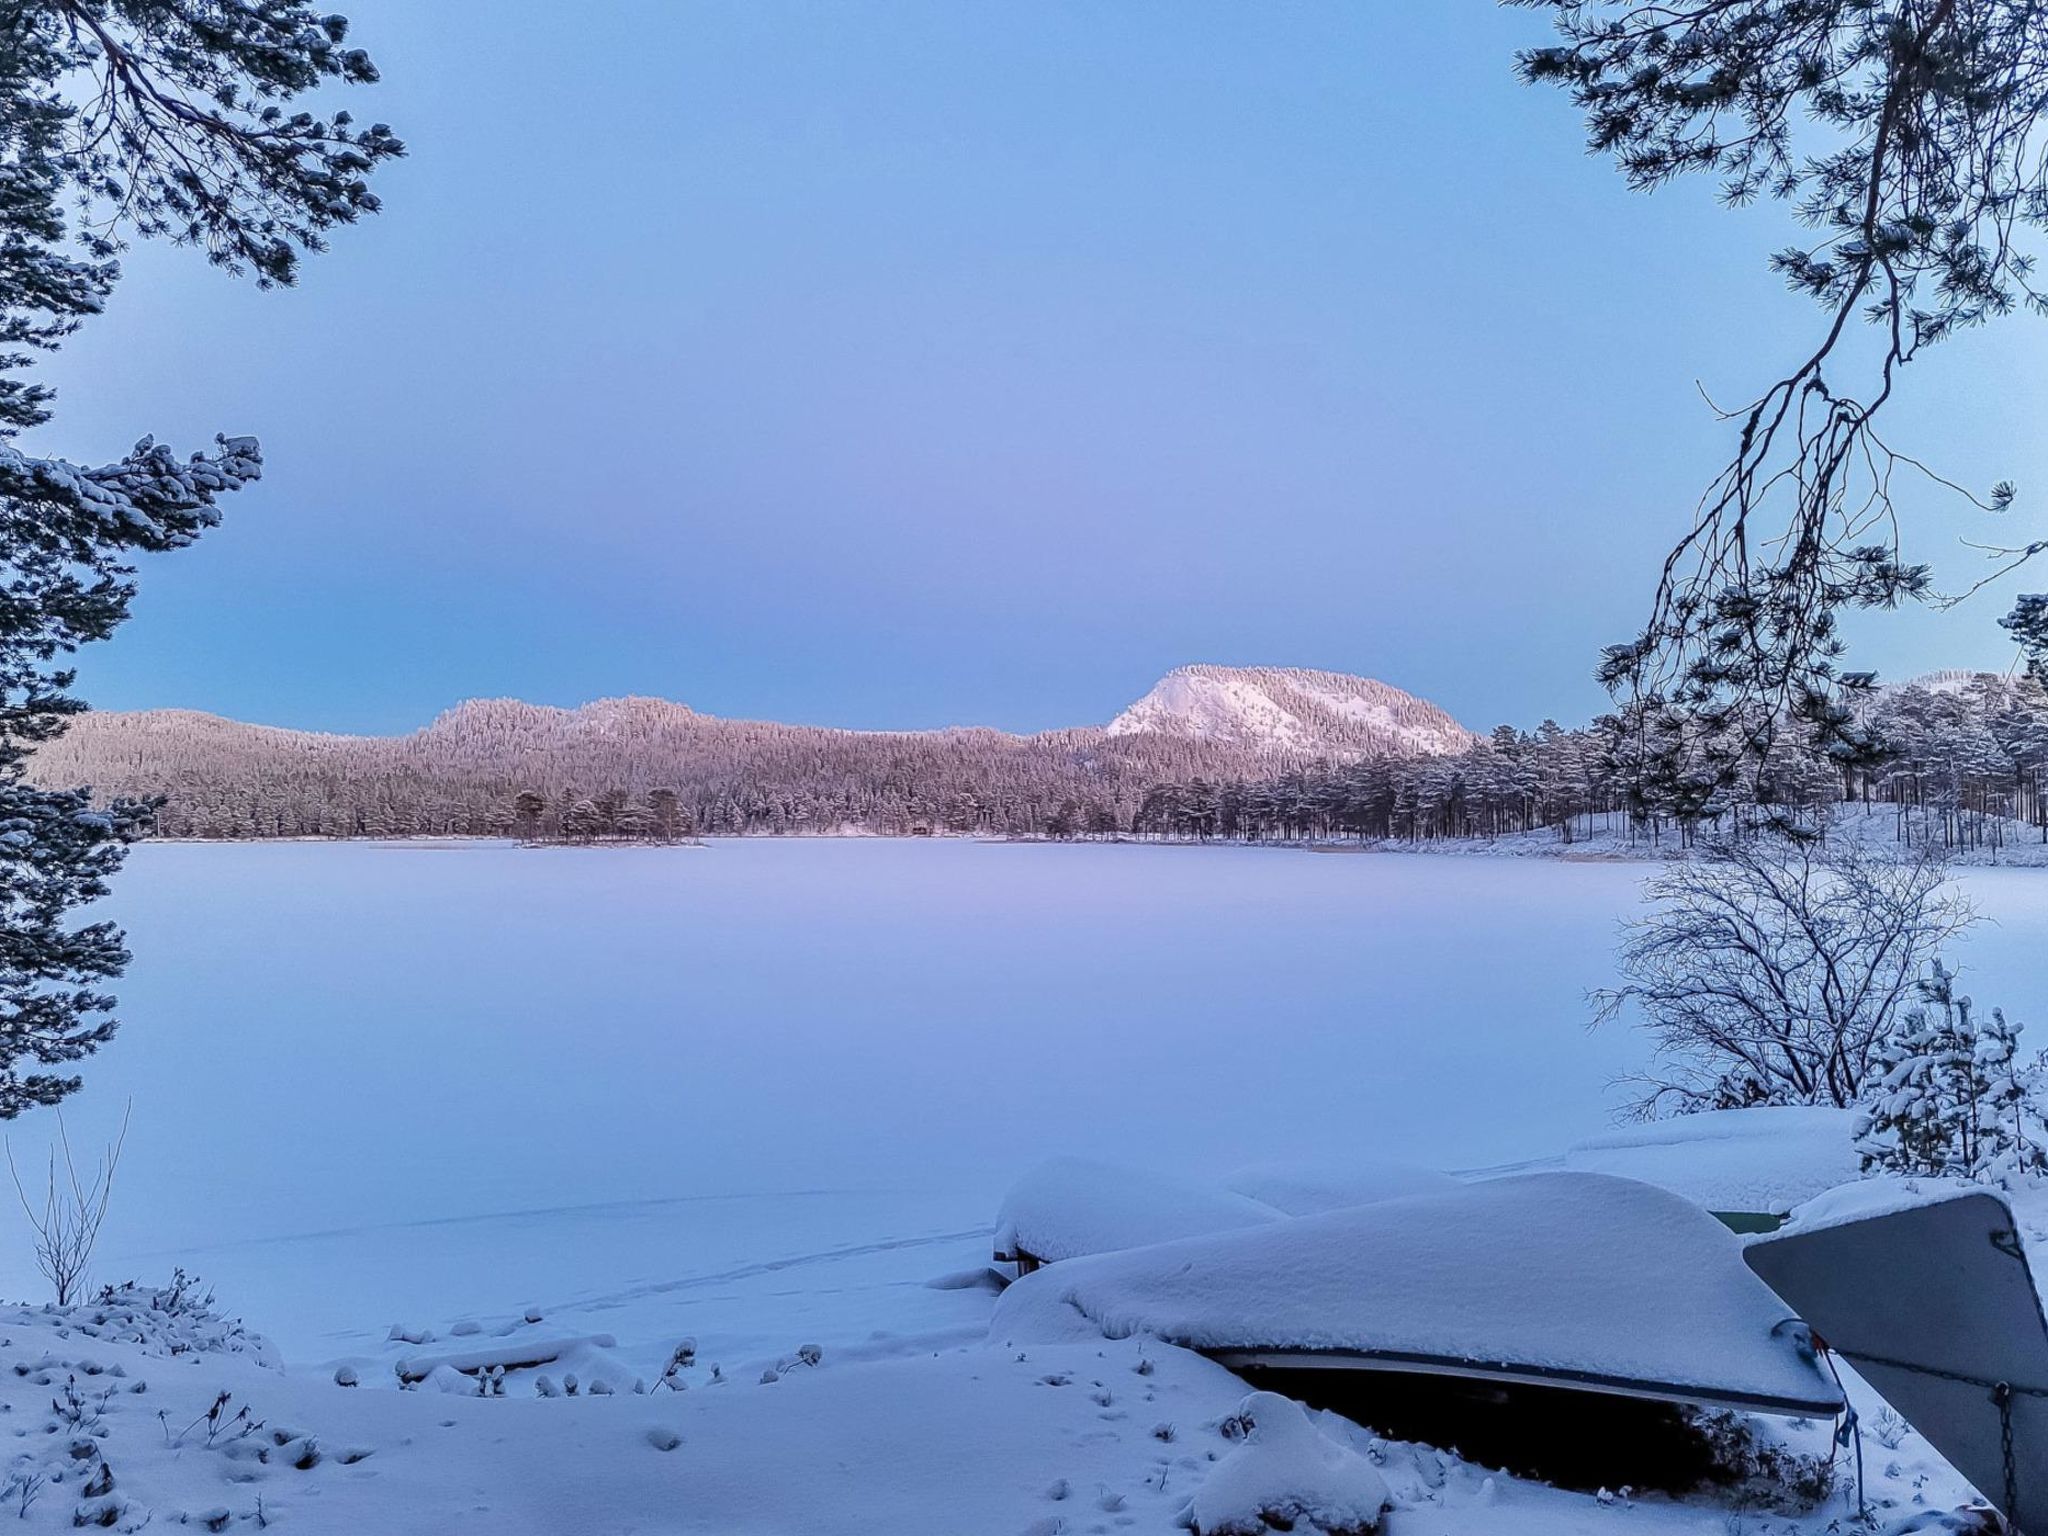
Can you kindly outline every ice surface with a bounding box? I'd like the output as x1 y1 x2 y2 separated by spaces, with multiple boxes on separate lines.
993 1171 1843 1413
995 1156 1277 1264
62 839 1677 1355
1565 1106 1864 1215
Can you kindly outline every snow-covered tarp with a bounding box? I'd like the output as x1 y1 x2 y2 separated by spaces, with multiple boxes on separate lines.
993 1171 1843 1416
1224 1160 1461 1217
993 1156 1277 1266
1563 1106 1863 1217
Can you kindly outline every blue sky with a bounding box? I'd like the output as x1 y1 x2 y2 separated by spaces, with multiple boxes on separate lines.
30 1 2048 736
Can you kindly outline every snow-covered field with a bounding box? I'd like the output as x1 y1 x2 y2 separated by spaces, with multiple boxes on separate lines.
0 839 2039 1531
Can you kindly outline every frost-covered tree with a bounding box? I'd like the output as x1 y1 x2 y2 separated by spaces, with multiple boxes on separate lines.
0 4 399 1114
559 798 605 845
1858 959 2048 1185
1592 837 1975 1115
1513 0 2048 793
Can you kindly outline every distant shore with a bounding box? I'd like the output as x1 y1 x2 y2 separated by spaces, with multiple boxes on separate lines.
130 813 2048 869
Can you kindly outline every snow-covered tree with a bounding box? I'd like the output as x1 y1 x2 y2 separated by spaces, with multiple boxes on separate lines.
0 5 399 1114
1858 960 2048 1186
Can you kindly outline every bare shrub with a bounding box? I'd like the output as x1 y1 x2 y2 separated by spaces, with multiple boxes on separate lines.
1593 838 1975 1116
6 1107 129 1306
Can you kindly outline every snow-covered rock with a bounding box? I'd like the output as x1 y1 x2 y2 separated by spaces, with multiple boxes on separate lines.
1105 665 1475 758
1185 1392 1390 1535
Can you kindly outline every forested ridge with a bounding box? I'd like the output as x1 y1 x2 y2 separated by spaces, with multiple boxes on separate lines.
22 695 1400 840
27 670 2048 848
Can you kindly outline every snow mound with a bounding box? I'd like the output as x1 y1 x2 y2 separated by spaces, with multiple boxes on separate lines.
1224 1160 1461 1217
992 1171 1842 1415
1104 665 1474 758
1185 1392 1390 1535
993 1157 1276 1266
1564 1107 1863 1216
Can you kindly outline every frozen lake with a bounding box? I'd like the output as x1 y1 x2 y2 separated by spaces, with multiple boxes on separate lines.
13 839 2048 1363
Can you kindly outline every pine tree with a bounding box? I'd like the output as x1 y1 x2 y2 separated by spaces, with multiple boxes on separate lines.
0 5 399 1115
511 791 546 842
2002 595 2048 689
1517 1 2047 796
646 787 684 842
1859 960 2048 1187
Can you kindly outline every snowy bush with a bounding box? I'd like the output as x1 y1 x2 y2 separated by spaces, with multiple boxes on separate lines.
1685 1409 1835 1511
1857 959 2048 1187
32 1276 272 1367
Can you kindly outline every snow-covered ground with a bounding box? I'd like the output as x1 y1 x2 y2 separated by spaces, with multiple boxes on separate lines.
0 839 2035 1530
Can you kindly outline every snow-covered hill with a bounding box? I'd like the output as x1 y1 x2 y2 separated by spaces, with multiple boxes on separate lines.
1860 668 2009 704
1106 664 1475 758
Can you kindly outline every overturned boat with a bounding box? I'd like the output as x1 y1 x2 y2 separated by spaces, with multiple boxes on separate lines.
996 1169 1839 1415
993 1170 1843 1488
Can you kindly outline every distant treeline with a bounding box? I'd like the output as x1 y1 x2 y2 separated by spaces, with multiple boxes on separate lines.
1133 674 2048 851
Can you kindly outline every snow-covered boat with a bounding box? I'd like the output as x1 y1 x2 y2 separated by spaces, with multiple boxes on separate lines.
1221 1158 1462 1216
992 1156 1277 1273
994 1170 1843 1419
